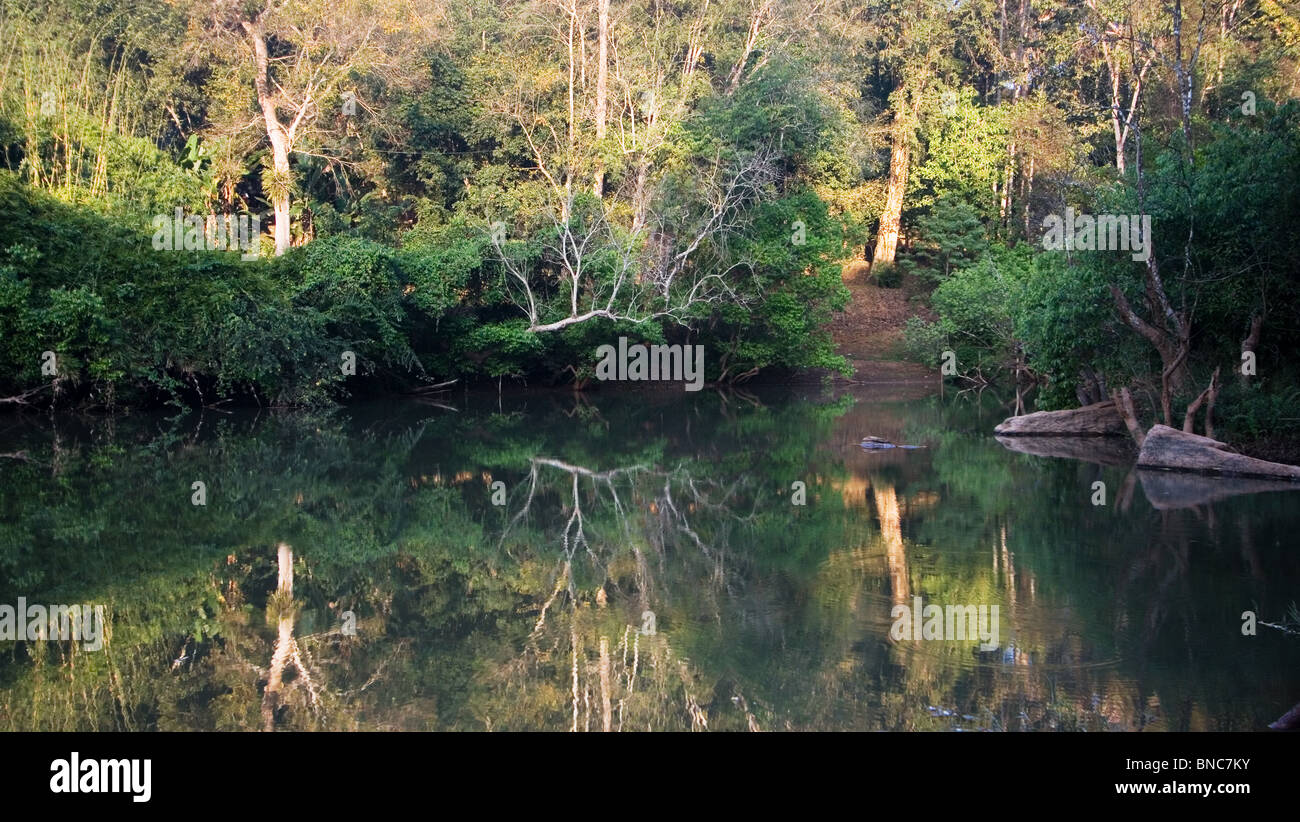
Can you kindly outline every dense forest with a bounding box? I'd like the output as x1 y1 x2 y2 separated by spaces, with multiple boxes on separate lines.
1 0 1298 448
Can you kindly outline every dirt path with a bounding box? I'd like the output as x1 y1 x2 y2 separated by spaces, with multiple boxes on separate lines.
829 263 935 384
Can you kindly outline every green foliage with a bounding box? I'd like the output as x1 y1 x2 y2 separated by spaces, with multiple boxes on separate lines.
0 172 347 405
283 236 420 376
901 315 947 367
696 189 851 377
1016 252 1141 409
912 89 1008 222
898 196 988 281
872 261 903 288
903 244 1027 377
1216 380 1300 440
0 0 1296 425
691 58 832 167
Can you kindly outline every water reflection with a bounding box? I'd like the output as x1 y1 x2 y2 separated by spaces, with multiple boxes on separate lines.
0 386 1297 731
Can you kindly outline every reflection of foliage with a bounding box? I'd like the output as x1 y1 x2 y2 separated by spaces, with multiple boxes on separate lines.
2 389 1298 731
0 390 853 730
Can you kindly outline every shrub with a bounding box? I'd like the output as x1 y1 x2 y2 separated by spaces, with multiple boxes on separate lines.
872 261 903 288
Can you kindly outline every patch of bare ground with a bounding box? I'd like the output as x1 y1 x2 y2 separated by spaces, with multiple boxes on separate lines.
830 261 936 384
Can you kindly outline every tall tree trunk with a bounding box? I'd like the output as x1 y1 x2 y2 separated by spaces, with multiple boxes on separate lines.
598 636 612 732
1000 140 1015 229
593 0 609 196
1022 156 1035 237
1092 6 1150 175
244 20 291 256
1000 75 1023 230
1108 43 1127 175
1173 0 1190 147
727 2 768 92
565 5 576 207
269 139 291 256
873 114 910 266
630 162 650 236
1111 103 1190 425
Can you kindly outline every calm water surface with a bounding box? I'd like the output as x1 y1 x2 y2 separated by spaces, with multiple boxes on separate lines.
1 383 1297 730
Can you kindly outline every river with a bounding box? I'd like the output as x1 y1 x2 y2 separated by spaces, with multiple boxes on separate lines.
1 382 1297 731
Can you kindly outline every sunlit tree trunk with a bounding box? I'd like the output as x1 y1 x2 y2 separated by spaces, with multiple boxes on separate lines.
872 115 910 266
593 0 609 196
727 2 770 92
565 3 576 211
244 21 292 256
1110 105 1191 424
1000 140 1015 229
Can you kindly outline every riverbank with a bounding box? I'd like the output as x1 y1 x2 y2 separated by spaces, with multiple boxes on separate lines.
829 261 1300 465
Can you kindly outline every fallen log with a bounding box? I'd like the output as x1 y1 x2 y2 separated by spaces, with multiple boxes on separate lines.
993 400 1128 437
1136 424 1300 480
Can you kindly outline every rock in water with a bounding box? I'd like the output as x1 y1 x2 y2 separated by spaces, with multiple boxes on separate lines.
993 400 1128 436
859 437 924 450
1136 424 1300 480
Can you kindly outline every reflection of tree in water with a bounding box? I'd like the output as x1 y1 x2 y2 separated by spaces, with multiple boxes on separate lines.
259 543 326 730
873 483 909 607
481 456 763 731
0 395 839 731
156 541 413 732
3 392 1297 731
836 468 1153 732
1107 496 1283 731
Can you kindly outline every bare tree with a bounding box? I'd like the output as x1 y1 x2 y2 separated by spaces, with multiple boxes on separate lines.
490 145 779 333
1086 2 1155 175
